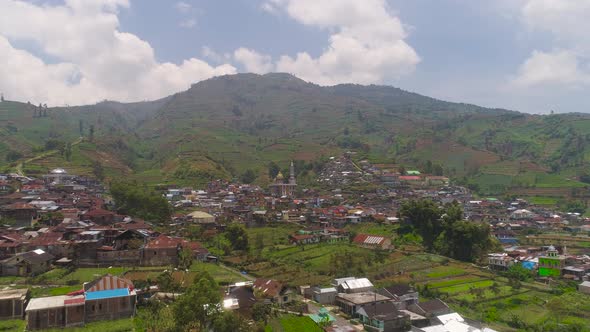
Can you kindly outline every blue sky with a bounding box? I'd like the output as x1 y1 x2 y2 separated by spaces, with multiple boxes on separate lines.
1 0 589 113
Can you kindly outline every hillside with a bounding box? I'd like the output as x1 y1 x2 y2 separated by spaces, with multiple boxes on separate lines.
1 73 590 199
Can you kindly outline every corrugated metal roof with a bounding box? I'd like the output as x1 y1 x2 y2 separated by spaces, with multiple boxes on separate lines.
85 288 129 301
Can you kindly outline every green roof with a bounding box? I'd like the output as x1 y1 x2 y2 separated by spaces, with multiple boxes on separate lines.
406 170 421 175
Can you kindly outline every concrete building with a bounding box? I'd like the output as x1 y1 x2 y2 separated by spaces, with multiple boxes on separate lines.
0 289 28 320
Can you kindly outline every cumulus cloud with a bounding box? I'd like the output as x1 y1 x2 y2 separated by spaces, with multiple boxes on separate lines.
512 0 590 87
260 0 420 85
174 1 192 14
512 50 588 87
233 48 273 74
0 0 235 105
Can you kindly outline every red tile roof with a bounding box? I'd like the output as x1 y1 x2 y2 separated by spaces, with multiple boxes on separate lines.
253 278 283 298
352 234 387 246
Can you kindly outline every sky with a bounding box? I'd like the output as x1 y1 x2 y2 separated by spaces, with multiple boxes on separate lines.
1 0 589 114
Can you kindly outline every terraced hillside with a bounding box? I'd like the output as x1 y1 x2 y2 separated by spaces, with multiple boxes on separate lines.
1 73 590 198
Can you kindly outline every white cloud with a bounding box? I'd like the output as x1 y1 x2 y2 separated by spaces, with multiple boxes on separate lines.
179 18 196 28
0 0 236 105
512 0 590 88
233 48 273 74
260 0 420 85
512 50 588 87
174 1 192 14
201 46 231 64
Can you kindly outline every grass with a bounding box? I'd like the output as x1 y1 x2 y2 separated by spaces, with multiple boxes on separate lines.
423 276 485 289
527 196 559 205
41 318 135 332
33 267 127 285
438 280 495 294
279 315 322 332
424 266 466 279
0 319 25 331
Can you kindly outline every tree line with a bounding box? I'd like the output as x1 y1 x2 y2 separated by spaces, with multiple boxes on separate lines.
398 199 500 262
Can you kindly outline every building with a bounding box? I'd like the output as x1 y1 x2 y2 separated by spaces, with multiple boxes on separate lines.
25 274 136 330
186 211 216 226
356 302 410 332
0 203 37 228
253 278 293 305
538 245 566 277
352 234 391 250
336 292 392 316
579 281 590 295
141 235 182 266
336 277 374 294
0 289 28 320
1 249 54 277
378 284 419 309
312 287 338 305
269 161 297 197
26 295 86 330
487 253 516 271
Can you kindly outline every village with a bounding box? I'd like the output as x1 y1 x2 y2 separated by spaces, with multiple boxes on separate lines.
0 154 589 331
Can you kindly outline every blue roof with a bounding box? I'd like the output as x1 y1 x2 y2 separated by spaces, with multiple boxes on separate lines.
522 261 536 270
85 288 129 301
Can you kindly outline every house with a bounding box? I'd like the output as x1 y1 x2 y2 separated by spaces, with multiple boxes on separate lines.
336 292 393 316
83 209 116 225
335 277 374 294
0 289 28 319
538 246 566 277
187 211 216 227
352 234 391 250
25 275 137 330
141 235 182 266
0 234 24 259
487 253 516 271
408 299 452 321
224 283 256 316
1 249 54 277
26 295 86 330
253 278 293 305
312 287 338 305
289 234 320 245
378 284 419 309
83 275 137 322
0 203 37 228
356 301 410 332
579 281 590 295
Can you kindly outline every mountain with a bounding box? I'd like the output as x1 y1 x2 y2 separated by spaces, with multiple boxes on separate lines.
1 73 590 199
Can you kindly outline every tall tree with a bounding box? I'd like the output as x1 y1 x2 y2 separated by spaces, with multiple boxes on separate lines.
398 200 443 251
89 125 95 141
173 272 221 331
225 223 249 251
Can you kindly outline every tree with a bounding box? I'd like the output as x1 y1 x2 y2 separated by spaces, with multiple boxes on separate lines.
505 264 533 282
89 125 95 141
225 223 249 251
0 93 4 102
78 119 84 136
156 271 179 292
64 143 72 162
211 311 251 332
268 161 280 179
92 161 104 181
178 247 193 270
241 169 257 184
398 199 443 251
110 180 172 223
173 271 221 331
5 150 22 162
251 302 272 324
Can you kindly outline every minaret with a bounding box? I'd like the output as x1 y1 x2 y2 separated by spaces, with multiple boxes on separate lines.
289 161 296 185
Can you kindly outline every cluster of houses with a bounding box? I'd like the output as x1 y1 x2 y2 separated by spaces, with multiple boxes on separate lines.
0 169 211 277
299 276 497 332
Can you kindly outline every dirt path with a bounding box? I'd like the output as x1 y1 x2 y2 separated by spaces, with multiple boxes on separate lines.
15 137 83 176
